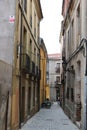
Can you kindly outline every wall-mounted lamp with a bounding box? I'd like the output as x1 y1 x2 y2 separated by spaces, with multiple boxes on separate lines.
66 66 75 74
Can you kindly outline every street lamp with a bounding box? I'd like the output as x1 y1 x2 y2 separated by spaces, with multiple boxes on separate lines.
18 0 23 128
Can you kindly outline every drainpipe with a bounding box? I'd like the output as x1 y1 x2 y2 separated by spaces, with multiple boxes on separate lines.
5 91 9 130
85 41 87 130
84 39 87 130
82 39 87 130
81 0 87 129
38 49 40 110
18 0 23 128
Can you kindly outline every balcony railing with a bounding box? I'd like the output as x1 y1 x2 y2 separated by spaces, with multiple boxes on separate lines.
38 69 41 79
21 54 41 78
36 66 38 76
21 53 30 73
31 61 35 75
35 66 41 79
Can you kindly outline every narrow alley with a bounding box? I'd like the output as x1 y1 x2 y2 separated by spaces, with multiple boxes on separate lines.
1 0 87 130
20 102 79 130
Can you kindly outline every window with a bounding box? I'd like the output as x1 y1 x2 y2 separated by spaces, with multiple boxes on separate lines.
71 88 74 102
34 28 36 37
68 30 69 51
56 76 60 83
23 0 27 13
30 15 32 28
71 19 74 49
34 47 36 64
30 39 32 55
30 0 32 28
55 63 60 74
37 23 39 43
30 39 32 69
35 84 38 104
34 12 36 37
67 87 69 99
77 5 80 34
76 4 81 46
23 27 27 53
33 82 35 106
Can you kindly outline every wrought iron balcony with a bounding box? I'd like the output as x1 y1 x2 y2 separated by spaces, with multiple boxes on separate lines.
35 66 41 79
21 53 30 73
31 61 35 75
38 69 41 79
36 66 38 77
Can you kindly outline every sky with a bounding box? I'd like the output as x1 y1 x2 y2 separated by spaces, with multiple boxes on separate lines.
40 0 63 54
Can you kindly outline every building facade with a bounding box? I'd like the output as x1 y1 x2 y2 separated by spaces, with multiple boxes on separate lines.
46 59 50 100
39 38 49 106
48 54 62 102
61 0 87 129
0 0 43 130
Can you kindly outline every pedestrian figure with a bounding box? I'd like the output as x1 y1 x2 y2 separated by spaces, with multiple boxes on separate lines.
57 97 60 105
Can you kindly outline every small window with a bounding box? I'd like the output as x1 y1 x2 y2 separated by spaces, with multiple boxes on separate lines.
34 12 36 37
23 0 27 13
33 82 35 106
71 88 74 102
56 76 60 83
55 63 60 74
30 0 32 27
30 15 32 28
67 87 69 99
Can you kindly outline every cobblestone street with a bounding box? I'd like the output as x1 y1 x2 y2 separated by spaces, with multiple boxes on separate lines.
21 102 79 130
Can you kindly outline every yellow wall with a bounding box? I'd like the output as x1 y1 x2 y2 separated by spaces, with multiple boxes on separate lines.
40 47 47 106
46 84 50 100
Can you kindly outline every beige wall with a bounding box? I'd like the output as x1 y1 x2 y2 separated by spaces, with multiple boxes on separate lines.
61 0 87 128
11 0 43 129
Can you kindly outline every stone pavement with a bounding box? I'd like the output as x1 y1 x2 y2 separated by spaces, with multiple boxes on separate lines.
21 102 79 130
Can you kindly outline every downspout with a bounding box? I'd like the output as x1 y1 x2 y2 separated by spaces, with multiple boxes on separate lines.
81 0 87 129
85 41 87 130
38 48 40 110
83 39 87 130
18 0 23 128
5 91 9 130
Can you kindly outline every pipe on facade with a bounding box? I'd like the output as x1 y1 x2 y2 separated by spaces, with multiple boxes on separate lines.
66 38 86 64
18 0 23 128
38 49 40 110
85 41 87 130
5 91 9 130
84 39 87 130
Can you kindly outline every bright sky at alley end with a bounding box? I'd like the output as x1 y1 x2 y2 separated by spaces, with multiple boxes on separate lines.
40 0 63 54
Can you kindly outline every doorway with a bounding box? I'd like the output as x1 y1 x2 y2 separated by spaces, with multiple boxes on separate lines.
21 87 25 123
28 86 31 115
